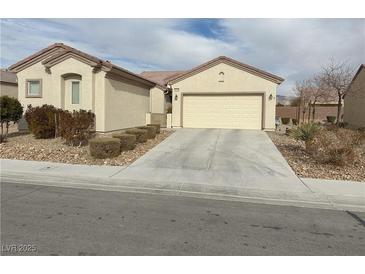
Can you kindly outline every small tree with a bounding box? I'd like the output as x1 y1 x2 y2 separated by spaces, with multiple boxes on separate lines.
0 96 23 142
306 75 335 122
293 80 312 124
319 59 354 125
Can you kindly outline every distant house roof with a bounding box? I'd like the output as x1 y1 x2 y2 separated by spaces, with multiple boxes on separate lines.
166 56 285 85
8 43 157 88
348 64 365 90
0 69 17 85
140 71 185 86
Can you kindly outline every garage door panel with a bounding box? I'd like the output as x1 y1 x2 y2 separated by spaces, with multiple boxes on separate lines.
183 94 262 129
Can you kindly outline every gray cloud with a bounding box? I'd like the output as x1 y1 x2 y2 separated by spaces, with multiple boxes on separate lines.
1 18 364 95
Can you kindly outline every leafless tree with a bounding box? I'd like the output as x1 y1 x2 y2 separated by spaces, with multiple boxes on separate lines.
318 59 354 125
308 74 335 121
293 80 312 123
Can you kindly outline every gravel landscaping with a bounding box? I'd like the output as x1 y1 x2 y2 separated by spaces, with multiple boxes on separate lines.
267 131 365 182
0 129 174 166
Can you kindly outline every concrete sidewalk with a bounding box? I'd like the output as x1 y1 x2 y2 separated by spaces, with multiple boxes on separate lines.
1 159 364 212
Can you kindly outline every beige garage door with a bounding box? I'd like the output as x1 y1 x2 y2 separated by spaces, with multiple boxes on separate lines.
182 94 262 129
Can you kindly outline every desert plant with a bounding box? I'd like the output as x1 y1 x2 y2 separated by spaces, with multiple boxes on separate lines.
25 104 58 139
137 126 156 139
311 128 361 166
147 123 161 134
281 117 291 125
291 122 321 150
326 116 336 123
125 128 148 143
89 138 121 159
58 110 95 146
112 133 136 151
292 119 298 125
0 96 23 142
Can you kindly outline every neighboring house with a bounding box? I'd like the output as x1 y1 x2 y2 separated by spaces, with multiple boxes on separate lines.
143 56 284 130
8 43 156 132
344 64 365 128
0 69 18 98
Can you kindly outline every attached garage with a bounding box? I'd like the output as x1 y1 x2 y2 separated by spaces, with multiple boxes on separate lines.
168 56 284 131
182 94 263 129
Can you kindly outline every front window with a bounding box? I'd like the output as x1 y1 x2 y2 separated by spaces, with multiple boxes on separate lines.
26 80 42 97
71 81 80 104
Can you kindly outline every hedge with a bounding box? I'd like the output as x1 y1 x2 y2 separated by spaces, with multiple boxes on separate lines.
125 128 148 143
137 126 156 139
112 133 136 151
89 138 121 159
147 123 161 134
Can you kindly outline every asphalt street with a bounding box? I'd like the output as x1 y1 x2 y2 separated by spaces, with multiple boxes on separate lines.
1 182 364 255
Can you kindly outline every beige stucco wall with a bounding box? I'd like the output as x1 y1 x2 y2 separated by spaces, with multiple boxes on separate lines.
171 63 278 130
0 83 18 98
150 87 166 113
16 57 106 131
344 68 365 128
104 77 150 132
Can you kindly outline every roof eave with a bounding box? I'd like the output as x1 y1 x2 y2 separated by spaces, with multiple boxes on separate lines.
167 56 284 85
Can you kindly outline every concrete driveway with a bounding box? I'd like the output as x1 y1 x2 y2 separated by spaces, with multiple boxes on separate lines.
117 129 310 194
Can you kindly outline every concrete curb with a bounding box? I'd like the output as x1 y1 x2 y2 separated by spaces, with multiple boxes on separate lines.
2 168 365 212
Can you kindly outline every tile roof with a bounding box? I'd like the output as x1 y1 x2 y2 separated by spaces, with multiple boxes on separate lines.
140 71 185 86
166 56 284 85
9 43 156 87
0 69 17 84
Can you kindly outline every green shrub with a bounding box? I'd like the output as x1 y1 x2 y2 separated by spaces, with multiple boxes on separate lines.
89 138 121 159
112 133 136 151
147 123 161 134
292 119 298 125
25 104 58 139
137 126 156 139
326 116 336 123
281 117 291 125
291 122 321 150
0 96 23 142
125 128 148 143
58 110 95 146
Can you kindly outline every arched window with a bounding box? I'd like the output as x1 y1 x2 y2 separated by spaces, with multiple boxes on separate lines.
219 72 224 82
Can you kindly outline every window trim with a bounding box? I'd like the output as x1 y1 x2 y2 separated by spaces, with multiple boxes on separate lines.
25 79 42 98
71 80 81 105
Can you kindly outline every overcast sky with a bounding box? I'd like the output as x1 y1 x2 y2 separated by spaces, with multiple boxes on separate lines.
1 18 364 95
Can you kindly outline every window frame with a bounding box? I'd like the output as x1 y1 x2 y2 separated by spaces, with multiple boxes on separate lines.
25 79 42 98
71 80 81 105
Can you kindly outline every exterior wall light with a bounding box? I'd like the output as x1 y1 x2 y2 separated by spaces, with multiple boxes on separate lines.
174 94 178 101
269 94 273 100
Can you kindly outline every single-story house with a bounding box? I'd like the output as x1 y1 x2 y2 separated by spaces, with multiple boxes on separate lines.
142 56 284 130
9 43 156 132
0 69 18 98
9 43 284 132
344 64 365 128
